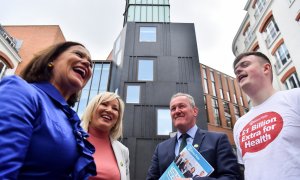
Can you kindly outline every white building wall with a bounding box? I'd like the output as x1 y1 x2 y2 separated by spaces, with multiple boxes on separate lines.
0 35 21 77
232 0 300 91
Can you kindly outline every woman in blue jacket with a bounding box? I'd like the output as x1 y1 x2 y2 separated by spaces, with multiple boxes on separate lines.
0 41 96 179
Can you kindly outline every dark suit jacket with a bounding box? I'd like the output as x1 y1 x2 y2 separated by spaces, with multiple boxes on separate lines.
146 128 240 180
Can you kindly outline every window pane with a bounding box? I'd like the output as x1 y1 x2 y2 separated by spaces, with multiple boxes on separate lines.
164 6 170 22
135 6 141 21
157 109 172 135
140 27 156 42
99 64 110 92
147 6 152 22
127 6 135 21
158 6 164 22
138 59 153 81
141 6 147 21
153 6 158 22
126 85 140 103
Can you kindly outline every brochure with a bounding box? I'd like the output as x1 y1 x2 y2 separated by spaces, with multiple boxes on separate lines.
159 144 214 180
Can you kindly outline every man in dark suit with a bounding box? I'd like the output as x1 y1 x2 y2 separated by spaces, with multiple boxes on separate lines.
146 93 240 180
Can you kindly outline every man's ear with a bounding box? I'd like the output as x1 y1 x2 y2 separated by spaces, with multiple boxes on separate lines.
263 63 272 74
193 107 199 117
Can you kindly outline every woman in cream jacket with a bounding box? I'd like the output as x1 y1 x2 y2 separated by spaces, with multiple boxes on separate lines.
81 92 130 180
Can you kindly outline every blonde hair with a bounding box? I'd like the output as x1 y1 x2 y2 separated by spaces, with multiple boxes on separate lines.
81 92 125 140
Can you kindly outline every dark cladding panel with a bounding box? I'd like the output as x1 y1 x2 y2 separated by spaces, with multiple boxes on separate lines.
170 23 198 57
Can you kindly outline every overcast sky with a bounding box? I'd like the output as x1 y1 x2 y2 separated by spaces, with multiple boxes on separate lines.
1 0 247 76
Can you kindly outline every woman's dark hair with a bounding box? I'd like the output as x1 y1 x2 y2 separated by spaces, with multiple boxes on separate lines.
20 41 86 107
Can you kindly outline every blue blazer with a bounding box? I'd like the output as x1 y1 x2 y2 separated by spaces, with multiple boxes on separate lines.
146 128 240 180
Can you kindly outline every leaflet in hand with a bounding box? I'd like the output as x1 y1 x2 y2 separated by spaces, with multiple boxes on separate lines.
159 144 214 180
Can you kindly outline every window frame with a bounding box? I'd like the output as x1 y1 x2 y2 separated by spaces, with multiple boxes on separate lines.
137 58 154 81
126 85 141 104
156 108 173 136
139 26 157 42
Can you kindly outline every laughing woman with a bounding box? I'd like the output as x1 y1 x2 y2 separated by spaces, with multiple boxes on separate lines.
81 92 130 180
0 41 96 179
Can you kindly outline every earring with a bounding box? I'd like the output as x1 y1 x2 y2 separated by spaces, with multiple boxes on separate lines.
47 62 54 68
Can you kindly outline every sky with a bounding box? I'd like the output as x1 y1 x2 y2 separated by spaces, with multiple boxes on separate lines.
1 0 247 76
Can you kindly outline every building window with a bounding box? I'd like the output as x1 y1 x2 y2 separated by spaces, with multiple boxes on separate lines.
211 98 221 126
138 59 154 81
274 43 290 71
254 0 266 20
126 85 140 103
202 67 208 94
218 73 224 99
223 102 232 128
210 71 217 96
244 25 253 47
139 27 156 42
204 96 209 123
264 18 280 46
0 60 7 79
157 108 172 135
285 73 300 89
127 2 170 22
234 105 240 120
74 62 111 117
240 96 244 106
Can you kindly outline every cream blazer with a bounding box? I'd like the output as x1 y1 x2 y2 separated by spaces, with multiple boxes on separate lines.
111 138 130 180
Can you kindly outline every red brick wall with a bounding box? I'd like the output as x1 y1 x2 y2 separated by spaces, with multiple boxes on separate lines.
4 25 65 74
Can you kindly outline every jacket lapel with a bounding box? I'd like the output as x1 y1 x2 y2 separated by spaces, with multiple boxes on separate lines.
111 138 126 180
192 128 205 151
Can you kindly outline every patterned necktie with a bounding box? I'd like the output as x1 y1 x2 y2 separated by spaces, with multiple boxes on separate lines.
179 133 189 153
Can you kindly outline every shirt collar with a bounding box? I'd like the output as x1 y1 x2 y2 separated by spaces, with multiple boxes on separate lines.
32 81 69 107
176 124 198 140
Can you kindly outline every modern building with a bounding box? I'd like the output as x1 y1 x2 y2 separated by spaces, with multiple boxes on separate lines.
0 24 21 79
104 0 206 179
4 25 65 75
232 0 300 90
200 64 249 145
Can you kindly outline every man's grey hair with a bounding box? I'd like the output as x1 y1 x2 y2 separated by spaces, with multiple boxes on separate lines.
171 92 196 107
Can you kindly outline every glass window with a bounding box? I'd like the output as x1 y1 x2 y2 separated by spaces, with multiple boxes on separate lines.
285 73 300 89
157 108 172 135
223 102 232 128
135 6 141 21
158 6 164 22
234 105 240 120
127 6 135 21
147 6 152 22
274 43 290 70
254 0 266 19
211 98 221 126
240 96 244 106
140 27 156 42
141 6 147 21
202 67 208 94
126 85 140 103
0 60 7 79
138 59 154 81
218 73 224 99
204 96 209 123
74 62 111 115
210 71 217 96
99 64 110 92
153 6 159 22
265 18 280 46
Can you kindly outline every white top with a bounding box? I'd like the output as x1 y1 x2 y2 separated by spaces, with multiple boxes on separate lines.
234 88 300 180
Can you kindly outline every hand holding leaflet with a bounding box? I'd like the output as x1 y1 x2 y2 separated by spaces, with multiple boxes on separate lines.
159 144 214 180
